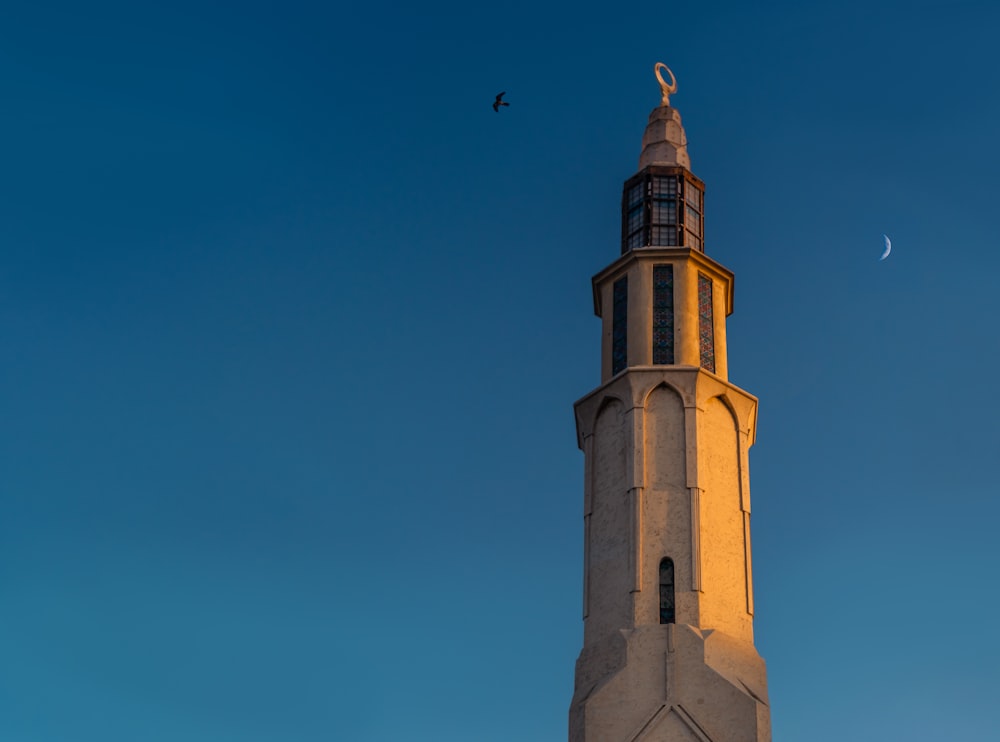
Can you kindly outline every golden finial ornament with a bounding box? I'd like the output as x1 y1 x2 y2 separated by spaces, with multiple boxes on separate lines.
654 62 677 107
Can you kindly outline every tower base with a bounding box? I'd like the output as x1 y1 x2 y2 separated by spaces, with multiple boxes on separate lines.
570 624 770 742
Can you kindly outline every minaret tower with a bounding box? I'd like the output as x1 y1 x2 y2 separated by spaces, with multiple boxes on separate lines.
569 64 771 742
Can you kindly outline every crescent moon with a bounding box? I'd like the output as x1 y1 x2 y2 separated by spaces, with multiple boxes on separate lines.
654 62 677 106
879 234 891 261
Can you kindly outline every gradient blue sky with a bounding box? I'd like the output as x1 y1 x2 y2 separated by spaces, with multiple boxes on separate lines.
2 1 999 740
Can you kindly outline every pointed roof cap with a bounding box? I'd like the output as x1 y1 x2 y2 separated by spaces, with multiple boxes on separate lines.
638 63 691 170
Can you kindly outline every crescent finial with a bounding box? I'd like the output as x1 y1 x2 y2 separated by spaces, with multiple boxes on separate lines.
654 62 677 107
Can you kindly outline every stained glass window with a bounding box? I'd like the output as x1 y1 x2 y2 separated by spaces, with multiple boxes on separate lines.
698 274 715 372
659 558 675 624
652 265 674 364
612 276 628 375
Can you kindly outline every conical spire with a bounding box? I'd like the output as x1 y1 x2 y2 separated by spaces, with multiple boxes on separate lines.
638 63 690 170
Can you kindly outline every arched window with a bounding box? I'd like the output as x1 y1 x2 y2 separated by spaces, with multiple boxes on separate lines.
659 558 675 624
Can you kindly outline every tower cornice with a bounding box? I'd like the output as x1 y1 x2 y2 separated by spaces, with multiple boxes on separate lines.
592 247 735 318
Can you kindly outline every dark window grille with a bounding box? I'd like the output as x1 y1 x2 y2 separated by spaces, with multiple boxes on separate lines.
683 180 702 248
627 182 644 207
650 174 680 247
659 558 675 624
685 205 701 236
621 167 705 254
650 227 679 246
612 277 628 375
698 274 715 372
627 206 644 234
652 265 674 364
652 200 677 225
653 176 678 197
685 183 701 209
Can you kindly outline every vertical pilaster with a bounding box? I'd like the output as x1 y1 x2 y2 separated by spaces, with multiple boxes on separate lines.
629 487 644 593
583 433 594 619
583 514 591 619
675 261 698 366
712 270 728 379
628 263 652 367
689 487 702 592
684 402 701 592
738 429 753 616
743 513 754 617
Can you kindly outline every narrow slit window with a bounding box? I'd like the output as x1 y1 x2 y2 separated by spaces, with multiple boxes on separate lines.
612 276 628 375
698 273 715 372
652 265 674 364
659 558 675 624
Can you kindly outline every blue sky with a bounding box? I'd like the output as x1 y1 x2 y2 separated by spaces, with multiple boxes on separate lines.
2 1 999 740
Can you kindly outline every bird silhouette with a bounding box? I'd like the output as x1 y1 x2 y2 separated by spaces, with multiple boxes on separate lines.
493 92 509 112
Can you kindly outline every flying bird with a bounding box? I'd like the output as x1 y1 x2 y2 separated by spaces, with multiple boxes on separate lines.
493 91 509 112
879 234 892 261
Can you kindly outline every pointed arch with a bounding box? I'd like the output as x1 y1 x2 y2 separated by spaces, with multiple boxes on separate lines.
641 379 685 409
588 395 630 642
698 394 752 640
707 393 740 431
644 383 686 492
588 393 627 435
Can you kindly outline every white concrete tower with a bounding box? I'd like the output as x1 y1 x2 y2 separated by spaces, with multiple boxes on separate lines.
569 64 771 742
